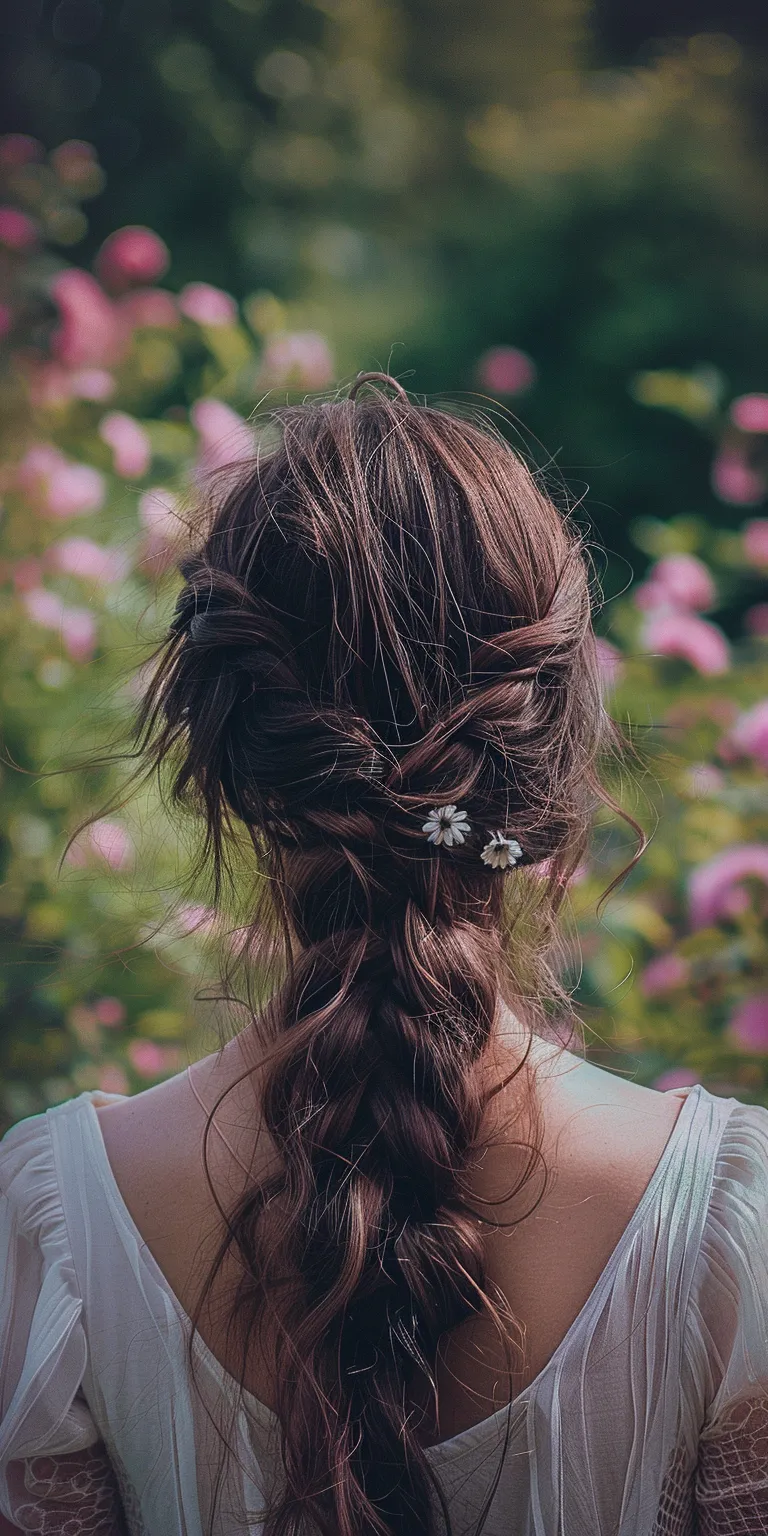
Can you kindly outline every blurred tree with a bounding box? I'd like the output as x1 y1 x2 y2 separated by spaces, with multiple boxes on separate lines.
1 1 768 1124
1 1 767 587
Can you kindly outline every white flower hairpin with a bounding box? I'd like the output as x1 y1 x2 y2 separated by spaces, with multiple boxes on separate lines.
422 804 470 847
480 832 523 870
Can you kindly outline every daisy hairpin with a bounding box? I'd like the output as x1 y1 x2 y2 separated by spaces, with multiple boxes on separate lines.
480 831 523 870
422 804 470 848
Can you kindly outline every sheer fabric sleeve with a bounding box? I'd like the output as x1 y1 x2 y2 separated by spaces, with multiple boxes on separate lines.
689 1103 768 1535
0 1112 128 1533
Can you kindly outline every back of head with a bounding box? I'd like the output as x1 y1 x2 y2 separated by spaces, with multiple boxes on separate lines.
138 377 608 1536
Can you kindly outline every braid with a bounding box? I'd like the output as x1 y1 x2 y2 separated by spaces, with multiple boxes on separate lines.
135 386 611 1535
253 878 502 1535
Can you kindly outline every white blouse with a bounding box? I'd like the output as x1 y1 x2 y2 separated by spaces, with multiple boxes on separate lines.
1 1084 768 1535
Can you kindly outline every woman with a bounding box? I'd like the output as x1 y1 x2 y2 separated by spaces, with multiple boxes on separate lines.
1 376 767 1536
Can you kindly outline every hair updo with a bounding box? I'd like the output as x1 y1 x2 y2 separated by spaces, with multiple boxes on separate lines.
136 378 612 1536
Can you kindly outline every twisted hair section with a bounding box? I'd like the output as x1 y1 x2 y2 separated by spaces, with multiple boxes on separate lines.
135 386 614 1535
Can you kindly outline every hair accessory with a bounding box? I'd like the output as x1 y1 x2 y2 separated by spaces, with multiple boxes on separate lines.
422 804 470 847
480 832 523 870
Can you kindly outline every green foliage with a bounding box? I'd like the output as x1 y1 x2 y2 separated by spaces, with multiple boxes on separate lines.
2 5 768 1124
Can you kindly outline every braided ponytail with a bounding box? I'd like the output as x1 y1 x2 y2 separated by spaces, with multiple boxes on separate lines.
136 384 610 1535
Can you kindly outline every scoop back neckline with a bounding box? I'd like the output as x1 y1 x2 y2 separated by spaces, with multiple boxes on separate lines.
70 1081 708 1459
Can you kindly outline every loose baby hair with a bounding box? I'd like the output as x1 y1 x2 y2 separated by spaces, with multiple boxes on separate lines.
134 375 616 1536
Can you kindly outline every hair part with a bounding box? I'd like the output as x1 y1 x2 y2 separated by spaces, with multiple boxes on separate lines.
134 381 614 1535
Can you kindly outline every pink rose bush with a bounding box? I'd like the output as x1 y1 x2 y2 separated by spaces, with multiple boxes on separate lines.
726 701 768 770
5 150 768 1117
191 398 254 473
641 954 690 997
634 551 730 675
731 395 768 435
22 585 98 660
95 226 170 293
476 346 537 396
51 269 125 369
743 520 768 570
99 412 152 478
261 330 335 390
688 845 768 929
18 444 106 518
642 610 730 675
179 282 238 327
0 207 37 250
729 996 768 1054
67 819 134 870
712 453 766 506
49 536 130 586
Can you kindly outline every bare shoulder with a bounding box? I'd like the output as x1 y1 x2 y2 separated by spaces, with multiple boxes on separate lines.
485 1032 687 1213
94 1037 270 1248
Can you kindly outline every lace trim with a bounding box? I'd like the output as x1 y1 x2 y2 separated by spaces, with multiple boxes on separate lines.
696 1393 768 1535
5 1445 129 1534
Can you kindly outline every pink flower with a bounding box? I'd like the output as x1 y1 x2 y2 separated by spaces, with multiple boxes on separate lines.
98 1064 129 1095
23 590 97 661
633 578 669 611
728 995 768 1053
0 207 37 250
711 452 766 506
127 1040 167 1079
728 700 768 770
641 953 690 996
684 763 724 798
730 394 768 434
175 903 220 937
22 362 115 408
60 606 97 661
67 820 134 868
476 346 536 396
746 604 768 638
0 134 43 168
70 369 115 401
94 996 126 1027
88 819 134 869
191 399 254 473
16 446 104 519
95 227 170 293
743 519 768 569
138 486 182 541
652 1067 699 1092
17 443 68 495
179 282 237 327
0 303 11 339
117 288 178 329
49 536 129 585
50 269 124 368
23 586 66 628
261 330 334 390
46 462 106 518
595 637 623 691
642 611 729 675
13 557 43 592
689 844 768 929
649 554 716 612
99 411 151 478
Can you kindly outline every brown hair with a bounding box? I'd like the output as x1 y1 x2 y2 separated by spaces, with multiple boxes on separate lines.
135 377 611 1535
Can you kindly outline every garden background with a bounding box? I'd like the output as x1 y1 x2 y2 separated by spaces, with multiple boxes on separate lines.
2 0 768 1128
